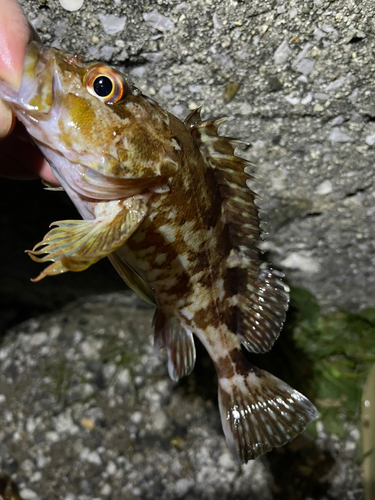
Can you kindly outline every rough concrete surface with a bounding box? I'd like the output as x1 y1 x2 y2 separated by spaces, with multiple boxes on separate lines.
1 0 374 498
14 0 375 314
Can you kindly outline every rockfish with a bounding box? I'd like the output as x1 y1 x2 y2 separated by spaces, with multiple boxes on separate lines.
0 42 318 462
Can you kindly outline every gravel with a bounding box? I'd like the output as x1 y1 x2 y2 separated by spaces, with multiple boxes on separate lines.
0 293 364 500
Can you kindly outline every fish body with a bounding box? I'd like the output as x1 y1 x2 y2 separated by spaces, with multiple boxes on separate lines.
0 42 318 462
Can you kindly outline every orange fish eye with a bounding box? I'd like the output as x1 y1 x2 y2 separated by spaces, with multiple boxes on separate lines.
84 65 124 104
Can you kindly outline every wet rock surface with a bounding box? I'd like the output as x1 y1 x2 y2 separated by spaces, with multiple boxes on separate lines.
0 293 364 500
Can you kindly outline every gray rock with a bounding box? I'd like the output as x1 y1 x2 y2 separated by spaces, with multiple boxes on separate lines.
365 133 375 146
0 294 271 499
296 58 314 76
274 40 291 66
142 9 174 32
325 76 348 92
97 13 126 35
328 127 352 143
0 293 364 499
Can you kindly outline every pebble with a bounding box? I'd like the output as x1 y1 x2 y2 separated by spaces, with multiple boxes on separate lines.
314 93 329 101
314 27 325 40
301 93 313 105
274 40 291 65
106 461 117 475
19 489 39 500
54 411 80 435
172 104 184 117
97 13 126 35
315 180 333 195
143 9 175 32
175 478 194 496
188 84 202 93
80 448 102 466
293 43 312 66
212 12 222 30
153 409 169 431
313 103 324 112
328 127 352 143
239 102 252 115
159 84 175 99
326 76 347 91
296 58 314 75
350 88 359 103
365 134 375 146
28 332 48 347
116 368 131 386
330 116 344 126
285 95 300 105
59 0 84 12
100 46 117 61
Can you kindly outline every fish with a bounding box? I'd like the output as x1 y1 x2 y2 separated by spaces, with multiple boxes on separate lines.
0 41 318 462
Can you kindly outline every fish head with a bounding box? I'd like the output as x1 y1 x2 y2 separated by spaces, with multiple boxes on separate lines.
0 41 180 196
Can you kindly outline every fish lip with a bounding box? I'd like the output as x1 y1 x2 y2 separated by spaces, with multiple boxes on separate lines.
12 41 57 117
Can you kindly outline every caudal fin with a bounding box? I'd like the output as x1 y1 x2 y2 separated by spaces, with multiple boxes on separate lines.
218 365 318 462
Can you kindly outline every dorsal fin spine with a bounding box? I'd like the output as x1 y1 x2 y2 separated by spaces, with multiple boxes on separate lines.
188 109 290 354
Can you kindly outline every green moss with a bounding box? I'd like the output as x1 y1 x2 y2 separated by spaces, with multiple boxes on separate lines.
289 287 375 436
42 359 75 400
247 286 375 437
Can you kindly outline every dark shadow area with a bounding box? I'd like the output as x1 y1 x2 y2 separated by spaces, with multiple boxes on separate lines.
266 435 336 500
0 178 126 337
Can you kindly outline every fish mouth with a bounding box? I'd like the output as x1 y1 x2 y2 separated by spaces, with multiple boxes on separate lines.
0 43 49 114
0 41 70 119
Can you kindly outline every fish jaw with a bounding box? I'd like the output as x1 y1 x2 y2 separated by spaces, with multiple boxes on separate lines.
0 42 64 122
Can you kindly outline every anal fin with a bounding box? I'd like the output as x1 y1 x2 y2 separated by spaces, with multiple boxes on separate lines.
153 309 196 381
218 364 318 463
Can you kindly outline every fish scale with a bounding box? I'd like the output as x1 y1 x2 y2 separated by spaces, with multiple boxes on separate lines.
0 41 318 463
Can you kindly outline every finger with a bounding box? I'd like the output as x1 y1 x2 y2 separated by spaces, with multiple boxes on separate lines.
0 0 31 89
0 99 15 138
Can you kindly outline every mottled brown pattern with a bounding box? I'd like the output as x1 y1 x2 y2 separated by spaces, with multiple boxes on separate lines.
6 43 317 463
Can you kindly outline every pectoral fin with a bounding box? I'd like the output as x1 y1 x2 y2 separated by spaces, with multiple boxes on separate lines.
27 196 148 281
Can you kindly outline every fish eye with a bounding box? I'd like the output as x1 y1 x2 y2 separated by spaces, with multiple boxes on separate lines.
93 75 114 97
84 65 125 104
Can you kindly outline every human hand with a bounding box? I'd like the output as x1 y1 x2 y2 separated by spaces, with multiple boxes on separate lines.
0 0 58 184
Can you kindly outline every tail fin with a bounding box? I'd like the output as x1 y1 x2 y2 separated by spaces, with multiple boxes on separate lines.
218 365 318 463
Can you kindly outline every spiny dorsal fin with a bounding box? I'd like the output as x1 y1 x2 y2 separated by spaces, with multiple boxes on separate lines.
153 308 196 381
189 111 289 353
184 105 203 128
